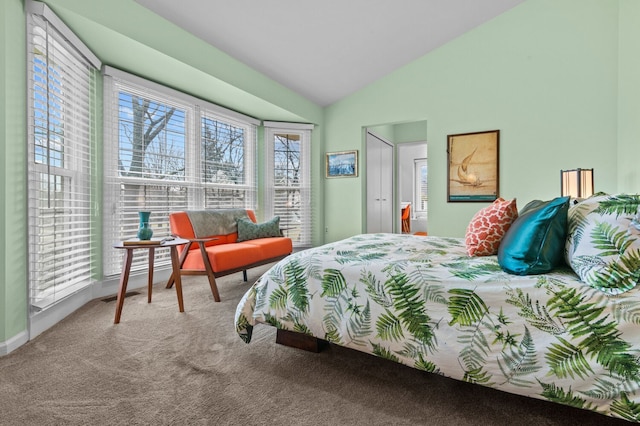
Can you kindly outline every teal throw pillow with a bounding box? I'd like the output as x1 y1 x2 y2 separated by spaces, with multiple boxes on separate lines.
237 216 281 242
497 196 570 275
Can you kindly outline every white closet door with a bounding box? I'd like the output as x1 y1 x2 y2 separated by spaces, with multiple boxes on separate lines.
366 135 382 232
366 132 394 233
379 141 393 232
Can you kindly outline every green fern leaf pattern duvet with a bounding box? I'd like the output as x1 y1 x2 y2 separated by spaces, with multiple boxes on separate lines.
235 232 640 422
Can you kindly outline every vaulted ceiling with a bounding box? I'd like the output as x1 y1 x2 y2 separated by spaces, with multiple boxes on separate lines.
135 0 526 106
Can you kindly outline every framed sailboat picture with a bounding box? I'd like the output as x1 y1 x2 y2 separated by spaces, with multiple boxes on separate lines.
447 130 499 202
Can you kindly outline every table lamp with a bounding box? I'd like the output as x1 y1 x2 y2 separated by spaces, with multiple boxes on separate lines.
560 168 594 199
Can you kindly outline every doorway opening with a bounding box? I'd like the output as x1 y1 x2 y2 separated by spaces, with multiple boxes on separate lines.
365 120 428 235
398 142 427 235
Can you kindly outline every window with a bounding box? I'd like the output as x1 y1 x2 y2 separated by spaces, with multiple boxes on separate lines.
414 159 428 217
26 3 101 310
264 123 313 247
117 91 186 181
103 68 258 276
201 112 255 208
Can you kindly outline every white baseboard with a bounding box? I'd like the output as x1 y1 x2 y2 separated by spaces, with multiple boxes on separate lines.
0 330 29 356
29 285 95 339
9 268 174 355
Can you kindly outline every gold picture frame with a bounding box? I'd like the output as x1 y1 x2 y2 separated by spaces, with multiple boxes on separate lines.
326 150 358 178
447 130 499 202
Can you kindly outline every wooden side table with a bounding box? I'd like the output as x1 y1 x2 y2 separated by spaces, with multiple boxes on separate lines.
112 237 189 324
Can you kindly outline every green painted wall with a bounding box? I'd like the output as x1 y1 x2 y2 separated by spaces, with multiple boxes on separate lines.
394 121 428 144
1 0 28 344
617 0 640 192
324 0 626 240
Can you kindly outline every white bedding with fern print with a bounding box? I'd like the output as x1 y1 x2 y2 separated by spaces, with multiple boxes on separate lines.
235 233 640 422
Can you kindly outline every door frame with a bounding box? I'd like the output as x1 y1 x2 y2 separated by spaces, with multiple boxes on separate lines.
397 141 428 234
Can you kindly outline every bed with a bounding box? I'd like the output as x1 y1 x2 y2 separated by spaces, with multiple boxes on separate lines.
235 194 640 422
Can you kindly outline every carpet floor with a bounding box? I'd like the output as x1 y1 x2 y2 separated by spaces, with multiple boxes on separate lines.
0 264 632 425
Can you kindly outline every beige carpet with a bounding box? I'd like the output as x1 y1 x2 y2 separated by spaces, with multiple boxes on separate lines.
0 265 631 426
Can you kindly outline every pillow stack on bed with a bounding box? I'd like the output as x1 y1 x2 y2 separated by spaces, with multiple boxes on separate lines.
465 193 640 294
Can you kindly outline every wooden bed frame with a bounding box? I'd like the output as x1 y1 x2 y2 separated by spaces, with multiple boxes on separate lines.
275 329 328 353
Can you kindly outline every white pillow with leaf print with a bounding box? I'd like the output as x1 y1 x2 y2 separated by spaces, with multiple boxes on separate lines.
565 193 640 295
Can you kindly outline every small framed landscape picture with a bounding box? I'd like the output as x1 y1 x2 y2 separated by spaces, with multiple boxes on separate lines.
447 130 499 202
326 150 358 178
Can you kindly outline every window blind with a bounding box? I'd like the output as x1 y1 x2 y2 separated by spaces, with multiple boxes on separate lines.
201 109 256 210
26 4 100 310
264 123 313 248
414 159 428 215
103 68 258 277
103 79 192 276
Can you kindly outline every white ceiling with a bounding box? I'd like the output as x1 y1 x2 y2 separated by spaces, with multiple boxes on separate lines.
135 0 526 107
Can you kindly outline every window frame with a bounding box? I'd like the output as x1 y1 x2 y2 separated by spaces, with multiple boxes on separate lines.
26 1 101 311
264 122 313 248
102 67 259 277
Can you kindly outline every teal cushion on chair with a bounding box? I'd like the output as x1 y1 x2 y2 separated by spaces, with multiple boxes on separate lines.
497 196 570 275
237 216 281 242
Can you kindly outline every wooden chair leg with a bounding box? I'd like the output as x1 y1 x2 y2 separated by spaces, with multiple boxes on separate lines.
198 242 220 302
169 246 185 312
166 241 192 289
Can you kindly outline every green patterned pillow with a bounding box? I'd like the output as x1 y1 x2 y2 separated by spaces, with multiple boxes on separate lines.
565 193 640 295
237 216 281 242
